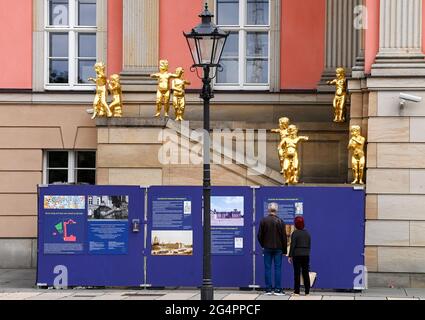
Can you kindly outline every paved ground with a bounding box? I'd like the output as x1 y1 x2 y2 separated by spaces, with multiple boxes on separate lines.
0 269 424 300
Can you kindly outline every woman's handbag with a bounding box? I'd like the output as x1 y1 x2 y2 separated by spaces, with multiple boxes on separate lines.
300 272 317 287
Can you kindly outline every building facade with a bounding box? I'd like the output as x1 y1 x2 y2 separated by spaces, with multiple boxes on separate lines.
1 0 425 287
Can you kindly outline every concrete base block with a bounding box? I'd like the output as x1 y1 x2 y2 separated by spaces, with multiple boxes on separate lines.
0 239 34 268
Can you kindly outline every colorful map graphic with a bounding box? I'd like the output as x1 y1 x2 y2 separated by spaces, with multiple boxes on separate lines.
44 196 85 209
52 219 77 242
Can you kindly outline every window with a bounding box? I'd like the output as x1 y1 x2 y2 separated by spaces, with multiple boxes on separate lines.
44 150 96 184
45 0 97 89
215 0 270 90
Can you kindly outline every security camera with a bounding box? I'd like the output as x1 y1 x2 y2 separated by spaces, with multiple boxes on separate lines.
400 93 422 103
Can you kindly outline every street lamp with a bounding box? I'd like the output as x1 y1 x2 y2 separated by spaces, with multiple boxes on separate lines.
184 3 228 301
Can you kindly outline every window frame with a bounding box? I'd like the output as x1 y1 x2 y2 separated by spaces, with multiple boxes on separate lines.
44 0 97 90
43 150 97 184
214 0 271 91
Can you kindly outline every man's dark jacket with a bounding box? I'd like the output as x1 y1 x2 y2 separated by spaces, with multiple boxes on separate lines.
257 214 287 254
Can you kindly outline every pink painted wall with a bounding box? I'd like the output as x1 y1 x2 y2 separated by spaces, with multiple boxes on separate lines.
0 0 32 89
159 0 202 88
281 0 325 89
107 0 123 75
364 0 379 74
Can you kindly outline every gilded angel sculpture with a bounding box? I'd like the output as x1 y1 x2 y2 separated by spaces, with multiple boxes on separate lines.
171 67 191 121
327 67 347 123
151 60 178 118
348 125 365 184
280 125 309 185
88 62 112 119
108 74 123 117
271 117 290 174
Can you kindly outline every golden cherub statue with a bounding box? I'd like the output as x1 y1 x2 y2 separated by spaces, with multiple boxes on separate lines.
327 67 347 123
108 74 123 117
88 62 112 119
172 67 191 121
281 125 309 185
151 60 178 118
271 117 290 173
348 125 366 184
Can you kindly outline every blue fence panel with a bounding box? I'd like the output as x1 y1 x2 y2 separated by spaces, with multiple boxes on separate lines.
146 186 203 287
211 186 254 288
254 186 365 290
37 185 145 287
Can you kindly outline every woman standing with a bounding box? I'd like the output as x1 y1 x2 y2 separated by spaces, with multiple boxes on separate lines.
288 216 311 296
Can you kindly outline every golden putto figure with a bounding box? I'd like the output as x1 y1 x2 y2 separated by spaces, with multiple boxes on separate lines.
327 67 347 123
88 62 112 119
151 60 177 118
271 117 290 173
280 125 309 185
348 125 365 184
172 67 191 121
108 74 123 117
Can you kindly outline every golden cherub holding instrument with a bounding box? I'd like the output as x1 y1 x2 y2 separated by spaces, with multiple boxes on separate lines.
88 62 112 119
171 67 191 121
151 60 178 118
107 74 123 117
327 67 347 123
348 125 365 184
280 125 309 185
271 117 290 173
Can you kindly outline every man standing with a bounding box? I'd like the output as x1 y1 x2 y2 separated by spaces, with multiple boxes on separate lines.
257 203 287 295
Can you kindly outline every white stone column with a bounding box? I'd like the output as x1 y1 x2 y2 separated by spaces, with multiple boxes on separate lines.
372 0 425 76
120 0 159 89
319 0 363 89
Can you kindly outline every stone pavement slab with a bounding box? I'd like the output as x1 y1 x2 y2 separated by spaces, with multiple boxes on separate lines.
354 296 387 300
157 292 199 300
222 294 260 300
356 288 407 297
405 289 425 298
321 296 355 300
256 293 290 300
387 297 420 300
289 295 322 300
0 292 41 300
27 292 74 300
189 293 229 300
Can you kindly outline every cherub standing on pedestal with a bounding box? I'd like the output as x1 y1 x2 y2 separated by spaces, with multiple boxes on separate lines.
151 60 178 118
271 117 290 173
108 74 123 117
88 62 112 119
281 125 309 185
327 67 347 123
172 67 191 121
348 125 366 184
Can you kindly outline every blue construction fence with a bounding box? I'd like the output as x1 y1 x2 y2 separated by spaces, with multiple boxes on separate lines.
37 184 365 289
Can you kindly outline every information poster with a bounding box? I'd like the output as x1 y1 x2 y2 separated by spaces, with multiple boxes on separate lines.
211 196 244 255
43 195 86 255
87 195 129 255
151 197 193 256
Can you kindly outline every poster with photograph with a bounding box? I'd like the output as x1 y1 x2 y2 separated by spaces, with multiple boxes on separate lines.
44 195 85 210
43 212 85 254
88 195 129 220
151 230 193 256
87 195 129 255
152 197 192 230
211 196 245 255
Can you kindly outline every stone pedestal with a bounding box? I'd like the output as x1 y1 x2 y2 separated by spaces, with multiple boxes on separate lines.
120 0 159 91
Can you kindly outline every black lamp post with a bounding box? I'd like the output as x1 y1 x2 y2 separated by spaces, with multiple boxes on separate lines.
184 3 228 301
